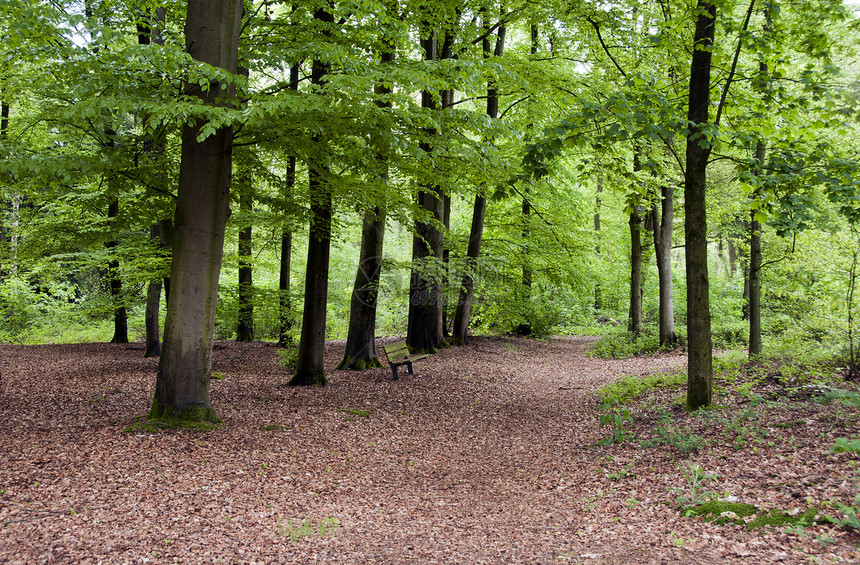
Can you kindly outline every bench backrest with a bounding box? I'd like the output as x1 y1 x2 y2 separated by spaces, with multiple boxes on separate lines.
384 341 410 363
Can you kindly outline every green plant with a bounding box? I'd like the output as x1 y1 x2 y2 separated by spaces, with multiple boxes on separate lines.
598 397 634 445
672 463 719 507
211 371 226 380
276 347 299 371
639 410 706 455
275 516 339 543
597 370 686 406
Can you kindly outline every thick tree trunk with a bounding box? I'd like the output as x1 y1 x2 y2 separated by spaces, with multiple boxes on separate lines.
236 179 254 342
289 6 334 386
651 181 676 346
339 30 395 366
151 0 242 422
338 207 385 369
451 14 504 345
684 0 716 411
407 30 444 354
289 162 332 386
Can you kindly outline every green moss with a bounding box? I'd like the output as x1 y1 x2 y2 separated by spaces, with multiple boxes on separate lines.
682 501 823 530
683 501 759 525
287 368 328 386
338 409 372 418
260 424 291 431
211 371 226 380
124 398 222 433
747 507 820 529
336 357 383 370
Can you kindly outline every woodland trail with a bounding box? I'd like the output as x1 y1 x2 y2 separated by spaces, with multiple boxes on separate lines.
0 336 857 564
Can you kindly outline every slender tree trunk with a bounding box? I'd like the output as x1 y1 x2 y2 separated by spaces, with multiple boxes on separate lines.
594 177 602 311
749 54 769 357
1 92 9 277
339 26 395 367
289 5 334 386
139 10 166 357
628 209 643 336
236 175 254 342
451 11 504 345
749 203 763 356
278 227 293 346
651 180 676 346
107 197 129 344
684 0 716 410
278 63 300 347
144 223 163 357
151 0 242 422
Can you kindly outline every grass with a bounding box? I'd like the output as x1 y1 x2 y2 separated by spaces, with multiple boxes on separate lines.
275 516 339 543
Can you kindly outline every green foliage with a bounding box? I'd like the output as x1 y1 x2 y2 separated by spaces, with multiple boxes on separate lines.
639 409 706 455
597 370 686 406
591 327 663 359
275 516 339 543
597 398 634 445
672 463 719 507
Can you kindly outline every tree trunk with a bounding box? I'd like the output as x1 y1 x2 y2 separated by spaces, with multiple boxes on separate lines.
151 0 242 423
278 227 292 346
139 10 166 358
628 209 643 336
594 176 602 311
651 180 676 346
278 63 300 347
451 12 504 345
684 0 716 411
338 207 386 369
1 92 9 278
339 32 394 368
236 176 254 342
144 223 162 357
289 5 334 386
749 56 768 357
107 197 128 344
407 29 444 354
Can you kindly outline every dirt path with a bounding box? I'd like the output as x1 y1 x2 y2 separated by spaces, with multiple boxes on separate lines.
0 336 856 563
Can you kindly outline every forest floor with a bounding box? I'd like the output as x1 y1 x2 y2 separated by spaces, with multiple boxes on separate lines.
0 335 858 564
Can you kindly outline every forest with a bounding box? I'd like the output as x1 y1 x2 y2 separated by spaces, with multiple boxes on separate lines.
1 0 860 561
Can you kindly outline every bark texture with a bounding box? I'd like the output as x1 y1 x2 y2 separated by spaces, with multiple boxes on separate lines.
451 13 504 345
152 0 242 421
684 0 716 410
407 29 444 354
651 180 676 346
289 5 334 386
338 207 386 369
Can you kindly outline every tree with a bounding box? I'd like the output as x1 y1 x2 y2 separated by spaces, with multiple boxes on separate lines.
684 0 717 410
150 0 243 422
452 6 505 345
288 3 335 387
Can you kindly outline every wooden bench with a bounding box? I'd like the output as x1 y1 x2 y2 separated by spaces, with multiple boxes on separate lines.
382 341 429 380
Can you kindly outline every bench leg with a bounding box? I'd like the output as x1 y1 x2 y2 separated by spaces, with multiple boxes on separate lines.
390 365 399 380
406 361 414 375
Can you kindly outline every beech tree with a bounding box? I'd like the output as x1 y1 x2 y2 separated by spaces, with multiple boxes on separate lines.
150 0 243 422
